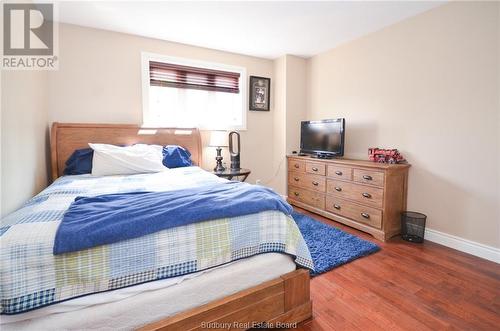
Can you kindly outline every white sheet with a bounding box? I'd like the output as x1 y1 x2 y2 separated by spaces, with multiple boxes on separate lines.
1 253 296 331
90 143 166 176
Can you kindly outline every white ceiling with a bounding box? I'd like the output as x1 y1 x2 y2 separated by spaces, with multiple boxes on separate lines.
56 1 445 59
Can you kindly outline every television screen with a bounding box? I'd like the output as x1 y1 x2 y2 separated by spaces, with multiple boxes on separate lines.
300 119 345 156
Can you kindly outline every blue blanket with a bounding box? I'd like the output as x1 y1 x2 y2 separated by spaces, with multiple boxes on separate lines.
53 181 292 254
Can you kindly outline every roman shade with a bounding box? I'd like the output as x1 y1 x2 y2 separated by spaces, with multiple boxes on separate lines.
149 61 240 93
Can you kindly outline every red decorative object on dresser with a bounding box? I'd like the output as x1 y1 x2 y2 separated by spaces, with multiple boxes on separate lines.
368 147 406 164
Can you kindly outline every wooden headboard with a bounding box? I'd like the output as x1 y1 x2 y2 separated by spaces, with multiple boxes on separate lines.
50 123 202 180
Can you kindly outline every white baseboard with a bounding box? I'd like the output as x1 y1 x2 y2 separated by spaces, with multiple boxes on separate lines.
424 228 500 264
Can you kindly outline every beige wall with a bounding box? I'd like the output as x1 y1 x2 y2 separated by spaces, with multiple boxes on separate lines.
270 56 287 193
307 1 500 248
270 55 308 194
285 55 307 154
1 70 49 216
48 23 278 189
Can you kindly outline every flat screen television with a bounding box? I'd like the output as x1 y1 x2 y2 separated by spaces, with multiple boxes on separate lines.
300 119 345 157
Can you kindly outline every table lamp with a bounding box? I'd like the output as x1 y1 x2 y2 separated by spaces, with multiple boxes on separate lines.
209 131 228 172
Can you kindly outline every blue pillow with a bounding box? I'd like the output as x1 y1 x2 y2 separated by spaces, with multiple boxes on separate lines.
63 148 94 175
162 145 192 168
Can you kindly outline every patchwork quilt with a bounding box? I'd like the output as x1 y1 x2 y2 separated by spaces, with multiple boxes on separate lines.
0 167 314 314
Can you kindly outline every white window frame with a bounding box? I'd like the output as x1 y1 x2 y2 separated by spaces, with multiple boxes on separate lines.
141 52 247 130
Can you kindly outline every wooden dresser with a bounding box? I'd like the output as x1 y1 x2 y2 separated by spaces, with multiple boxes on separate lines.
287 155 410 241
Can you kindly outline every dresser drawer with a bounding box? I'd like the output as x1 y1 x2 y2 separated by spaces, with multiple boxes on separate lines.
327 165 353 181
288 172 326 192
288 186 325 209
306 162 326 176
326 196 382 229
353 169 385 187
327 179 383 208
288 159 305 173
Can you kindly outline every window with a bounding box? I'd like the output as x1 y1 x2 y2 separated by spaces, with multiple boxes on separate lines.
142 53 246 130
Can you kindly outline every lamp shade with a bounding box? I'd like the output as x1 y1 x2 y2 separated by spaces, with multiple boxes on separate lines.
209 131 228 147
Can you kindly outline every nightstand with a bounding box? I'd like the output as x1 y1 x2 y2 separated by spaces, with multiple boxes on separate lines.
213 168 251 182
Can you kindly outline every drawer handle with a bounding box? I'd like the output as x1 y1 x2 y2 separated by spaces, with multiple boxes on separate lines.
312 167 318 172
335 171 343 176
363 175 373 180
294 164 300 168
312 181 319 186
361 212 370 219
333 204 341 210
293 192 299 196
335 187 342 192
294 177 299 181
362 192 372 198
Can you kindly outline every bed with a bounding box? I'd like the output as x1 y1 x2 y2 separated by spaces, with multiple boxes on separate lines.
0 123 313 330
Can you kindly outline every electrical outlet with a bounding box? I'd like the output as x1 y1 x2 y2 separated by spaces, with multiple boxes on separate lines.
255 179 261 185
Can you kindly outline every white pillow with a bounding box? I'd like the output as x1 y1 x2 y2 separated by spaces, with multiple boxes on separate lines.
89 143 166 176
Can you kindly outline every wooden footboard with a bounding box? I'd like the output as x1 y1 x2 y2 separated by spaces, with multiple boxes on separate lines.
138 269 312 331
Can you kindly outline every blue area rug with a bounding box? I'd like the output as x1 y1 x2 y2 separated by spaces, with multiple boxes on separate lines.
292 211 380 276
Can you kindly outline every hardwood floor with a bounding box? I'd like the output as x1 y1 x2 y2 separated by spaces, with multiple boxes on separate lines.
294 207 500 331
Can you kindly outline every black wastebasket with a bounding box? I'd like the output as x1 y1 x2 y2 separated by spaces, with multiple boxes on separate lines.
401 211 426 243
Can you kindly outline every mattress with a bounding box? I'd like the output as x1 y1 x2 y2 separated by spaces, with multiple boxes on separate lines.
1 253 295 330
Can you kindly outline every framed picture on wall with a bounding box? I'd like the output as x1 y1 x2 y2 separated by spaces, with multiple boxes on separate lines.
249 76 270 111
